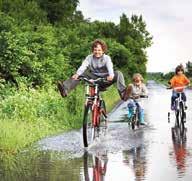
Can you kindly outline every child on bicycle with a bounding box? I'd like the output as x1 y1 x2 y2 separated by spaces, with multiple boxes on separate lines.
57 39 128 100
169 64 190 110
127 73 148 125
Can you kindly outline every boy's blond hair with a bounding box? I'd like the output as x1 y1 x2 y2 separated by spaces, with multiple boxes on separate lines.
132 73 144 82
125 73 144 99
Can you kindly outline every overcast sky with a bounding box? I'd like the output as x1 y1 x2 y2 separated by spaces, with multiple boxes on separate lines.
77 0 192 72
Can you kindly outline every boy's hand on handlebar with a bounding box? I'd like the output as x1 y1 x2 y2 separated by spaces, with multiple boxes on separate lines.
133 95 140 99
72 74 79 80
140 95 148 98
107 75 114 81
89 79 94 83
131 95 148 99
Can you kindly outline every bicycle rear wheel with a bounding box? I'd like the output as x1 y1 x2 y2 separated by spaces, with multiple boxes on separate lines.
136 110 140 128
136 119 140 128
175 109 180 127
99 100 107 130
83 104 97 147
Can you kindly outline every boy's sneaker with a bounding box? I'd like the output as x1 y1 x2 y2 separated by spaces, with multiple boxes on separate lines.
140 122 146 126
57 81 67 97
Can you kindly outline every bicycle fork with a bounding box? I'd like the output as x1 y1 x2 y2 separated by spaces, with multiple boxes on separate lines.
92 104 99 127
92 86 100 127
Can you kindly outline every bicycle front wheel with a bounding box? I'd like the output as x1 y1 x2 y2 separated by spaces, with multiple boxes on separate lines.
131 115 136 130
83 104 97 147
179 102 185 132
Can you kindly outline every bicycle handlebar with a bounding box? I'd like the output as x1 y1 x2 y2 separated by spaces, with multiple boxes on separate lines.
78 76 108 85
140 95 148 98
129 95 148 99
166 86 188 91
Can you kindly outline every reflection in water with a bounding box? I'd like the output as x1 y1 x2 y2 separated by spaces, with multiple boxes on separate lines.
83 151 108 181
0 150 83 181
123 146 147 181
171 126 187 176
122 131 147 181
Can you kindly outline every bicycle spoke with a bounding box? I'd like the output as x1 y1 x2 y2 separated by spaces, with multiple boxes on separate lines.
83 105 96 147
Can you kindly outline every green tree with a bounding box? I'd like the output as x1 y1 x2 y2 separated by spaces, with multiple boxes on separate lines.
186 61 192 77
117 13 153 76
0 0 47 24
37 0 79 24
0 13 72 86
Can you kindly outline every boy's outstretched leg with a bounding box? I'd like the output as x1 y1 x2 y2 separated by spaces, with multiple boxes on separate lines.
57 78 79 97
57 81 68 97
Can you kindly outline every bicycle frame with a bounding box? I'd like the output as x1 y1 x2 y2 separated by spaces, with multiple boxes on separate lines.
128 98 142 130
85 83 101 127
133 100 139 114
174 91 186 128
174 92 184 111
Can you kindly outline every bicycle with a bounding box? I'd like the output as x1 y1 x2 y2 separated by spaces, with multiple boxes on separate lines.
167 86 187 133
79 76 108 147
127 95 148 130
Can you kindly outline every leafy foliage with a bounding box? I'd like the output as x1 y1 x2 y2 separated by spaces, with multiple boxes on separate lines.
186 61 192 77
37 0 79 24
0 4 152 87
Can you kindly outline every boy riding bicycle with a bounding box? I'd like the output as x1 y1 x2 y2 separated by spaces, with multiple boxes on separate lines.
57 39 128 100
127 73 148 125
169 65 190 110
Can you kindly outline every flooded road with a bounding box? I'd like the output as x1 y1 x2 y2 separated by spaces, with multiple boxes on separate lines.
1 81 192 181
